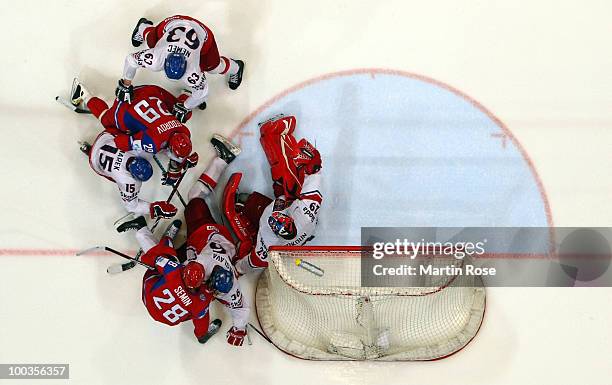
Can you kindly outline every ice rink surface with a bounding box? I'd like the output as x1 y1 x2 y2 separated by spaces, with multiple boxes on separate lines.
1 1 611 384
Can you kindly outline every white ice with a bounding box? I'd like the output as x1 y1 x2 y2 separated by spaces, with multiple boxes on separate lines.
1 1 611 385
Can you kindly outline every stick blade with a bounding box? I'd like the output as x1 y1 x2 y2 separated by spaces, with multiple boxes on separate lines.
55 96 77 111
55 96 92 114
107 261 136 275
76 246 104 256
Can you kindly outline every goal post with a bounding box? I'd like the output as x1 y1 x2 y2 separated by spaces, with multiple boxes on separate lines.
255 246 485 360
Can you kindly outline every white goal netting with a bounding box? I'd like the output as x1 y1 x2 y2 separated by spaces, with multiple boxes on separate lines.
256 247 485 360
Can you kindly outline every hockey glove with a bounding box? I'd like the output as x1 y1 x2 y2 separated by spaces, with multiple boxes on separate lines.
172 102 190 123
162 170 181 186
115 80 134 103
162 160 182 186
184 152 199 169
226 327 247 346
150 201 178 219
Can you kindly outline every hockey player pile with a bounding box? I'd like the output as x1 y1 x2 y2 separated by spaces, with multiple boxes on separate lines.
59 15 323 346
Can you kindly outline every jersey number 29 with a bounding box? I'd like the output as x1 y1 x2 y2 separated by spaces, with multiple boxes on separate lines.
134 97 173 124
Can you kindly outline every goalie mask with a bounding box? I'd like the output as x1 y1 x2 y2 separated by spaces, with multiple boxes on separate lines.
293 138 321 175
268 211 297 240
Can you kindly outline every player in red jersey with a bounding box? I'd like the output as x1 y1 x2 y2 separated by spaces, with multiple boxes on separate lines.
116 15 245 122
70 78 199 185
119 219 225 344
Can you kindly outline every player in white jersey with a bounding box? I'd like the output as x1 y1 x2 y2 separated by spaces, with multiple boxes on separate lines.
80 131 177 219
116 15 245 123
222 115 323 274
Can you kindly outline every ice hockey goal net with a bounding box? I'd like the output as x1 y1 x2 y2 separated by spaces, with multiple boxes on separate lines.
255 246 485 360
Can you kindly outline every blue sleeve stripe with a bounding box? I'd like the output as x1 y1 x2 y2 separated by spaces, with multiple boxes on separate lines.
195 306 209 319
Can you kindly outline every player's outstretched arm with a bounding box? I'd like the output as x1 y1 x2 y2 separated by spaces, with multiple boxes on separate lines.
183 84 209 111
122 51 142 83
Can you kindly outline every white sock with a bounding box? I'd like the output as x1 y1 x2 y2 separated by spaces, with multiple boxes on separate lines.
209 57 240 75
135 227 157 252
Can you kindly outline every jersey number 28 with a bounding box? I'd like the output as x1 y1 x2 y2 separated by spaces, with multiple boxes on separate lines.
153 288 188 324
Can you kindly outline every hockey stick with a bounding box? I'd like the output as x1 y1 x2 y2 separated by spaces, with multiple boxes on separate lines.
248 322 272 344
55 96 92 114
107 167 189 274
77 246 154 270
152 155 188 208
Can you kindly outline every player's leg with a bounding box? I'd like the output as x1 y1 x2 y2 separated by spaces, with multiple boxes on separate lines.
235 247 269 275
233 192 273 274
86 97 119 130
183 197 235 250
223 175 272 274
185 198 217 238
115 214 158 252
69 78 117 128
131 17 154 47
70 78 92 107
209 57 244 91
85 97 109 119
188 134 241 201
199 32 244 90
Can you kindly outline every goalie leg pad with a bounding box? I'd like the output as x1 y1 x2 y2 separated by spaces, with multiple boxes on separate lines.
259 115 296 137
259 116 304 198
259 116 298 169
223 173 256 242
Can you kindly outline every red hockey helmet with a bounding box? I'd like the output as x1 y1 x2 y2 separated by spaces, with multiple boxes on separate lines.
293 138 321 175
169 132 192 159
182 261 205 290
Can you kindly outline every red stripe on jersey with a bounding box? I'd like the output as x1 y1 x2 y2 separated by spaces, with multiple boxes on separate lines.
199 174 217 190
299 190 322 204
